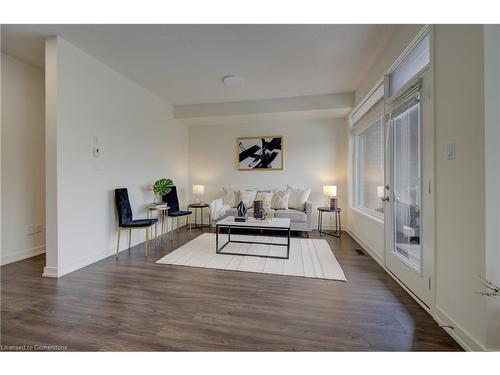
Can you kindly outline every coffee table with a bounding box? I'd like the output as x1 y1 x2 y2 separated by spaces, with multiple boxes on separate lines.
215 216 291 259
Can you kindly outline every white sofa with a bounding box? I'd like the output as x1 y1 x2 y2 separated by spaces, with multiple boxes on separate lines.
209 193 313 235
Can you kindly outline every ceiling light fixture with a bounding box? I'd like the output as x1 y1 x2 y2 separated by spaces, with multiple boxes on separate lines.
222 75 244 86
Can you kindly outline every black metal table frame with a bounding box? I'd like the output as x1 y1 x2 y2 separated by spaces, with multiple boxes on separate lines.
188 204 210 230
318 208 342 238
215 223 291 259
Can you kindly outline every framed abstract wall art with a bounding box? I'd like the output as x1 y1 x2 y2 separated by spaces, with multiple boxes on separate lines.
237 136 283 171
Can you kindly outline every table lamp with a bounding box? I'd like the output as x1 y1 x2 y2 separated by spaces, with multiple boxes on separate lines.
192 184 205 204
323 185 337 209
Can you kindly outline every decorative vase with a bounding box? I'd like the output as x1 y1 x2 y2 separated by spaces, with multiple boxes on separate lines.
237 201 247 217
235 201 247 222
253 200 265 220
329 197 338 210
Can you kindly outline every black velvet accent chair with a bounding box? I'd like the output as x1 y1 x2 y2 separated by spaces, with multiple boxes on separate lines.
115 188 158 257
162 186 192 232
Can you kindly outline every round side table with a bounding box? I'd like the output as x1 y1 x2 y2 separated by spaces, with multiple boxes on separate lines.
187 203 210 231
317 207 342 238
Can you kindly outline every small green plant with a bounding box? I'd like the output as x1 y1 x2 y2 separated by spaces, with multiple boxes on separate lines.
153 178 174 201
478 277 500 297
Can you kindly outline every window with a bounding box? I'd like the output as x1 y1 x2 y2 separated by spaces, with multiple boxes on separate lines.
354 117 385 216
389 32 430 96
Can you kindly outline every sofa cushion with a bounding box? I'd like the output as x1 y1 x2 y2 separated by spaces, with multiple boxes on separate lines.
271 190 290 210
274 208 307 222
225 207 238 216
255 191 273 203
287 185 311 211
238 190 257 208
223 187 239 208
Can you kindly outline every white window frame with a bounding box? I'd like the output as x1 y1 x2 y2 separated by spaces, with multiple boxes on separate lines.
352 117 385 220
348 78 385 222
385 28 431 104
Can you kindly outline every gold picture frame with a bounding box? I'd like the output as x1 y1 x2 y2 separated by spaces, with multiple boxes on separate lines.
237 135 284 171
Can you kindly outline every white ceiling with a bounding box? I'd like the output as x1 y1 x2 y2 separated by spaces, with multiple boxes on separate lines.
1 24 401 106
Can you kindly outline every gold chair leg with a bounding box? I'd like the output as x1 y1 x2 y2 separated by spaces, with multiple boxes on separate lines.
145 227 149 257
167 215 170 238
170 217 173 243
176 217 179 233
128 228 132 251
116 228 121 258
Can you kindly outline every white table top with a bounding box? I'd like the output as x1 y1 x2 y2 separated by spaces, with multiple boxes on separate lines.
146 203 169 210
216 216 291 229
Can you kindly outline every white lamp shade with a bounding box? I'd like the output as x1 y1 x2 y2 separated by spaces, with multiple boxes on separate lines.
377 185 385 198
192 184 205 195
323 185 337 197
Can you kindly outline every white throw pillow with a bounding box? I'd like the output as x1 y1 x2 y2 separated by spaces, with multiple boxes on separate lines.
287 185 311 211
255 191 273 203
222 187 239 208
238 190 257 208
271 190 290 210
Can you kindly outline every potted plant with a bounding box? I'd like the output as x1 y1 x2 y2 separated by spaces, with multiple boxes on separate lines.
147 178 174 203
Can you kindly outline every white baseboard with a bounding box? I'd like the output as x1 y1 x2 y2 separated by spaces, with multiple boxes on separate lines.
343 225 384 266
42 266 59 278
345 225 432 313
39 222 188 279
57 243 127 278
54 225 183 278
433 306 487 351
1 245 45 266
344 225 487 352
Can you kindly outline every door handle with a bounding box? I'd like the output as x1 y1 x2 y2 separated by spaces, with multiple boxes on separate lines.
381 196 390 202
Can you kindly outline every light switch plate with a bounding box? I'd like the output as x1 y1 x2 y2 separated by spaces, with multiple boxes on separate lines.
447 142 456 160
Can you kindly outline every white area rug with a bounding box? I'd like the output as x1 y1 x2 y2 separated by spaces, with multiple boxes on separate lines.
156 233 346 281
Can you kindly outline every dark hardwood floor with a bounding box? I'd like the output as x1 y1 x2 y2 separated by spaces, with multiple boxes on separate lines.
1 228 462 351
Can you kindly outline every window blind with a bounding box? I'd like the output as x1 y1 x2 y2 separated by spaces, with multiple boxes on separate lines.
352 99 384 135
387 78 422 119
389 32 430 96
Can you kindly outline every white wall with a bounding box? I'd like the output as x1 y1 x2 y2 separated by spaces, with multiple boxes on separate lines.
433 25 487 351
484 24 500 351
1 53 45 265
44 38 58 275
188 119 347 228
44 37 189 277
